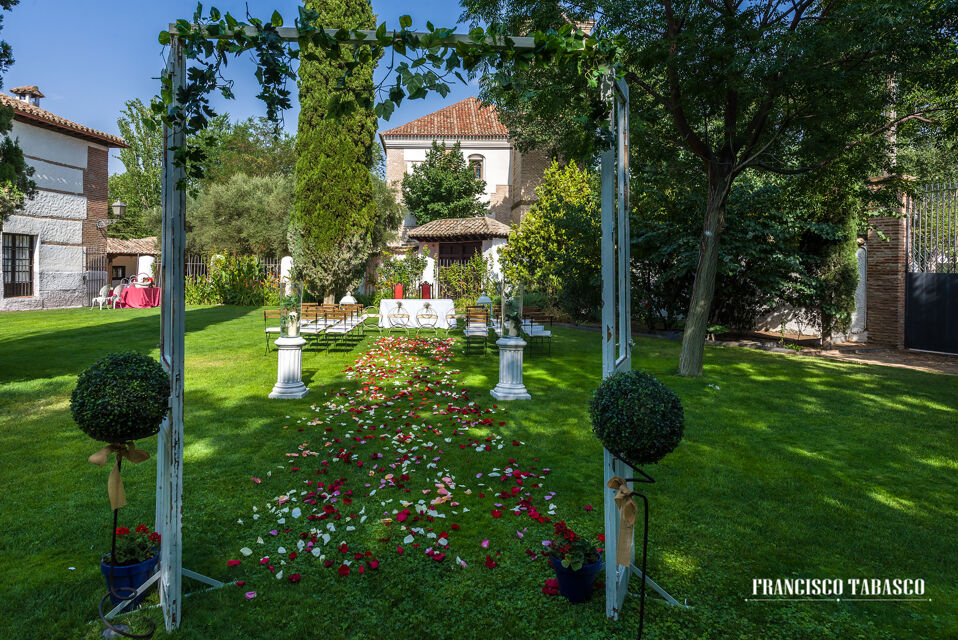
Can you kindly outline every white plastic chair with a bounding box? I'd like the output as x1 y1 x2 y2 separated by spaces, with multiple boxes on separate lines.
91 285 111 310
109 284 124 309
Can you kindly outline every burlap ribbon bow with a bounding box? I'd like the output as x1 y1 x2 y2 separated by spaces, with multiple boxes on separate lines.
89 442 150 510
607 476 638 567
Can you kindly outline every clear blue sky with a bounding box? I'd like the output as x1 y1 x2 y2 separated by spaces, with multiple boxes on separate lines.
3 1 480 175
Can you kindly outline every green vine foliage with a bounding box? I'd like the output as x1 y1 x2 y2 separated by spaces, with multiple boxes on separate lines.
154 3 625 184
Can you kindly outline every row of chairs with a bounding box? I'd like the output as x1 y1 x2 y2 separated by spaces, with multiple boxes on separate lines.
263 303 371 353
462 306 554 355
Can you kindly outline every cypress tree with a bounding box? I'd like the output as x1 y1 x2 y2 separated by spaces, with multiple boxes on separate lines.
293 0 379 297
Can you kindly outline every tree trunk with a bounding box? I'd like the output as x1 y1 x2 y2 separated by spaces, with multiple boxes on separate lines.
678 175 731 377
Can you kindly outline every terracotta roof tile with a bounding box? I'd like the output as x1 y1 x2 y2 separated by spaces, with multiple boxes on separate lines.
407 216 511 241
380 97 509 139
0 92 127 147
107 236 160 255
10 85 44 98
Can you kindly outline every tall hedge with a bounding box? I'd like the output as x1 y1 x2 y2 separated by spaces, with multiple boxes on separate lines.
293 0 378 298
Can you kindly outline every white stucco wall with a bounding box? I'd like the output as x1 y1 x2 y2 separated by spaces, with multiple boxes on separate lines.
23 190 87 219
12 120 90 169
396 138 513 204
482 237 507 278
1 121 97 311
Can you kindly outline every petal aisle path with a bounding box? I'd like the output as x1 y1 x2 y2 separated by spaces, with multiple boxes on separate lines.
232 336 592 589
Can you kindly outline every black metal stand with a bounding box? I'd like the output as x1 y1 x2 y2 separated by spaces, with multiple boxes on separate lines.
623 467 654 640
97 455 155 639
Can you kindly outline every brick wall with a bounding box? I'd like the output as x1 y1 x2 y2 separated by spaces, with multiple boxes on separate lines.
488 184 512 223
510 149 550 223
82 146 109 251
866 210 907 347
385 147 405 199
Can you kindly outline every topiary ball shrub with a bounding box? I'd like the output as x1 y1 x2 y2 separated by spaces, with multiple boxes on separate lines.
590 370 684 467
71 352 170 443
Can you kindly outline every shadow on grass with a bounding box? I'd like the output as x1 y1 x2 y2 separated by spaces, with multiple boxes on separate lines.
0 306 253 384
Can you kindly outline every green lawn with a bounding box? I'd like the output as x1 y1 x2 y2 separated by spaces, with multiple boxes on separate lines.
0 306 955 640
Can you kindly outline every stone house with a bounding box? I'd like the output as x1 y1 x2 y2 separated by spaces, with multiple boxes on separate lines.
374 97 549 294
0 86 126 310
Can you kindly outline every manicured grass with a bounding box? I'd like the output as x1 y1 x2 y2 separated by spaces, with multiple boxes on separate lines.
0 307 955 640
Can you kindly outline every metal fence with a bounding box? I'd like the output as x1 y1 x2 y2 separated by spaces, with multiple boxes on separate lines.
84 247 108 306
185 254 282 279
908 181 958 274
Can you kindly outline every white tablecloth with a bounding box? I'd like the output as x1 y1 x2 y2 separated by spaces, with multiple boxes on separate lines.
378 299 456 329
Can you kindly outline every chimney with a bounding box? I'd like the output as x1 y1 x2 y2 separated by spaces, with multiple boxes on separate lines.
10 85 44 107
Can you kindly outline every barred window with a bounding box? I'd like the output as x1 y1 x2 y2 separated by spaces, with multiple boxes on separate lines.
2 233 35 298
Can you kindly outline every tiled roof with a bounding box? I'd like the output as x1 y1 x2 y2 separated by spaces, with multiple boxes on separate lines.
407 216 512 241
0 93 127 147
10 85 44 98
380 97 509 139
107 236 160 255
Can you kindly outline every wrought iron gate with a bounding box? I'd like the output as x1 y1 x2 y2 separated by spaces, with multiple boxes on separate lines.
906 182 958 353
85 248 108 306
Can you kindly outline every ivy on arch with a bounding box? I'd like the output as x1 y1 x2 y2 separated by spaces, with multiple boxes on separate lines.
152 3 626 183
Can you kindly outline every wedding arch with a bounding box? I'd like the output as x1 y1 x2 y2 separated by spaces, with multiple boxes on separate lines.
139 6 685 631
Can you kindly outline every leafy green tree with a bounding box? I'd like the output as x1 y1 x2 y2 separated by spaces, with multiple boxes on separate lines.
401 141 487 224
465 0 958 376
108 99 162 239
500 160 601 321
196 116 295 185
186 172 294 256
0 0 36 225
293 0 380 298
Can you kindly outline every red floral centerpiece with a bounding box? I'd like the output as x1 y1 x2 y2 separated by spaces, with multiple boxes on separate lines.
542 521 603 603
100 524 161 606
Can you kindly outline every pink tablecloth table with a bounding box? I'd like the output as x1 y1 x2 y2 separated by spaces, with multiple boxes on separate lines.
121 286 161 309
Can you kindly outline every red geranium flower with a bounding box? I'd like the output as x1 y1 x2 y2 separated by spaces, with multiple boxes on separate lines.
338 564 350 577
485 555 498 569
288 573 301 583
115 527 130 536
135 525 149 533
227 560 241 567
491 510 503 518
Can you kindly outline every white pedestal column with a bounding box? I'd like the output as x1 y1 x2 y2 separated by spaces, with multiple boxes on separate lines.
490 336 531 401
269 336 309 400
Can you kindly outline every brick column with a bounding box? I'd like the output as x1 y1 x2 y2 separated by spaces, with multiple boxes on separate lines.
82 146 109 252
866 208 907 348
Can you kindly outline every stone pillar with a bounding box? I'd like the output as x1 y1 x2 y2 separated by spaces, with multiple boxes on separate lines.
866 211 907 348
490 336 531 401
848 245 867 342
269 337 309 399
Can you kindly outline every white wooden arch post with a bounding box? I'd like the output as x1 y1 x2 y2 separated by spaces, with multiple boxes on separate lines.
600 77 687 620
155 33 225 632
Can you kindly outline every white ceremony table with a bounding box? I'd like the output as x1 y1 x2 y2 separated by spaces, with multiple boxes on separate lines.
378 298 456 329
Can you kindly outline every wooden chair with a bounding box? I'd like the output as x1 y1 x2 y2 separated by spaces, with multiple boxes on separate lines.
463 307 489 354
263 309 282 353
523 311 553 355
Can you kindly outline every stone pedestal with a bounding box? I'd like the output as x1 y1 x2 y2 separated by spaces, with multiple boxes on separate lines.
269 336 309 400
490 336 531 401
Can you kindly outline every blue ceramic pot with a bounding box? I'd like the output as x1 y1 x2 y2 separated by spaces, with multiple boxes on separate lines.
100 552 159 607
549 553 603 603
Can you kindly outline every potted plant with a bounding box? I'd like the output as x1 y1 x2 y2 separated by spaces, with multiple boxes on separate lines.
543 521 603 603
71 351 170 444
71 352 169 609
100 524 161 606
589 370 684 468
